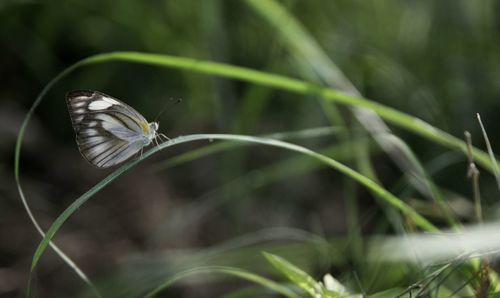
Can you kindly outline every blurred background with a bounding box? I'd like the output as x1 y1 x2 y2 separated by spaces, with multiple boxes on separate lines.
2 0 500 297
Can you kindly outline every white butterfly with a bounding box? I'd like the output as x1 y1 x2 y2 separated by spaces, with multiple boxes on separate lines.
66 90 167 168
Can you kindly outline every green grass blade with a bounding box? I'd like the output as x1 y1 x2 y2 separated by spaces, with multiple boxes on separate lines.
245 0 357 93
143 265 300 298
79 52 499 172
245 0 350 134
476 113 500 190
384 134 460 228
16 52 496 185
151 126 343 171
263 252 338 298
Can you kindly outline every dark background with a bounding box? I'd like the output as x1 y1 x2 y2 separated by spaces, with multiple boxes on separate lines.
1 1 500 297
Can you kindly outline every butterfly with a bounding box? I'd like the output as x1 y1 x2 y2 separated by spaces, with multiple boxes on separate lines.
66 90 167 168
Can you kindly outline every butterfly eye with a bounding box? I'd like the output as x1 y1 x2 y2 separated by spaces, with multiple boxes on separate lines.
150 122 159 131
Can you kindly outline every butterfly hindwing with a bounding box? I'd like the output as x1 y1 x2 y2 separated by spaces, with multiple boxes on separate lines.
66 90 150 168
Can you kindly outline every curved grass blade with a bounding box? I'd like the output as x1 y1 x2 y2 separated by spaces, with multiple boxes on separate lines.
29 51 499 173
143 265 300 298
16 52 497 193
151 126 344 171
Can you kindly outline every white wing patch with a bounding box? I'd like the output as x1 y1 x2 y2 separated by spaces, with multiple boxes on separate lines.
103 97 120 105
87 96 121 110
89 100 114 110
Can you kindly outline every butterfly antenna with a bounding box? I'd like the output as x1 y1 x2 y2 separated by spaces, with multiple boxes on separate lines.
154 97 182 122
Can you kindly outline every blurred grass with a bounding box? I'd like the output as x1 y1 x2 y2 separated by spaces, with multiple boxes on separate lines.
263 252 336 298
4 1 500 297
144 265 301 298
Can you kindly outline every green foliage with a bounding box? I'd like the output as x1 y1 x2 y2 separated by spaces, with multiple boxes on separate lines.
263 252 339 298
5 1 500 297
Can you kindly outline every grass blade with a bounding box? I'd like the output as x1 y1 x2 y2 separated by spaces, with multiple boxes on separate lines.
263 252 337 298
245 0 357 92
71 52 500 172
151 126 343 171
476 113 500 190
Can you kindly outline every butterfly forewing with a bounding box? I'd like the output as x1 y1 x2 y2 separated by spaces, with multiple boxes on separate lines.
66 90 151 168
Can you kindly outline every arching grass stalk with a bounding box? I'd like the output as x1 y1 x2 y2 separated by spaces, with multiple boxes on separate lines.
84 52 493 173
16 52 497 179
151 125 343 172
26 133 437 296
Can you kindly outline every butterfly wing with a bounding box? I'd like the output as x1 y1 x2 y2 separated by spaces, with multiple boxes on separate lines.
66 90 149 168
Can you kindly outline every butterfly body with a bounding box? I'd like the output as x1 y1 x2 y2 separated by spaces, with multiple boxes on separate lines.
66 90 161 168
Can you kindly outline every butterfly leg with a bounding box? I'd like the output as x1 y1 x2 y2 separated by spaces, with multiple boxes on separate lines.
155 133 168 144
159 133 170 142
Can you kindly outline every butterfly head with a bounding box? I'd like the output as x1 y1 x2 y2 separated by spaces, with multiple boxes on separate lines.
150 122 159 132
142 121 159 146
